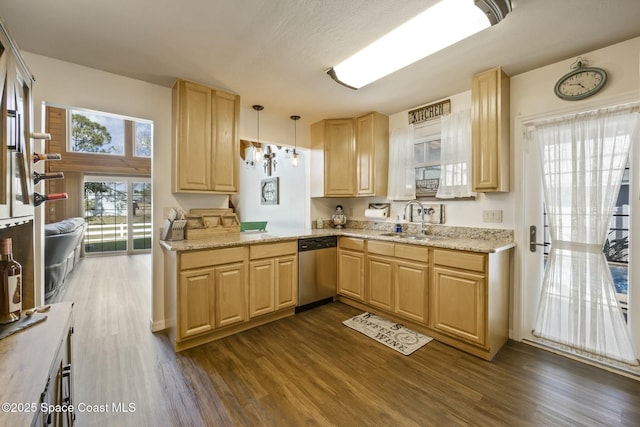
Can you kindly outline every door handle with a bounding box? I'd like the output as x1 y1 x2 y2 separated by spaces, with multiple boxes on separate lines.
529 225 549 252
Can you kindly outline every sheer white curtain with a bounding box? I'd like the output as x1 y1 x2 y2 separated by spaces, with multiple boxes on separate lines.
387 126 415 200
531 104 640 365
436 109 475 198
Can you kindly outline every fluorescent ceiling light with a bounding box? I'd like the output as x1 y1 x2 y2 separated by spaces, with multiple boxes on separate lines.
327 0 511 89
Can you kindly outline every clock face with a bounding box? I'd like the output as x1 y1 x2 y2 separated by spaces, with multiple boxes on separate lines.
554 67 607 100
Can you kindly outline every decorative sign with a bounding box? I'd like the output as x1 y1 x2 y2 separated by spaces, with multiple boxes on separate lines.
408 99 451 125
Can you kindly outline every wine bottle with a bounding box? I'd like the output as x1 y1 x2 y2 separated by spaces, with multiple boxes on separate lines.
30 132 51 141
33 171 65 184
34 192 68 207
32 153 62 163
0 238 22 324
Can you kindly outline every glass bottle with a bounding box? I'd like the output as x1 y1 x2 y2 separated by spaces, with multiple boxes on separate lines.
33 192 68 207
32 152 62 163
0 238 22 324
33 171 65 184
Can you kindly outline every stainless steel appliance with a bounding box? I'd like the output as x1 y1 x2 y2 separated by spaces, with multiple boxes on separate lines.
297 236 337 312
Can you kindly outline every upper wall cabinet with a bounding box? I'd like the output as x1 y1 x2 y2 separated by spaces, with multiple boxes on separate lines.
172 78 240 194
311 112 388 197
0 20 35 224
471 67 510 193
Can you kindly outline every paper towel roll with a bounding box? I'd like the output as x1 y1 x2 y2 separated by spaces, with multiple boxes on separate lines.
364 208 388 219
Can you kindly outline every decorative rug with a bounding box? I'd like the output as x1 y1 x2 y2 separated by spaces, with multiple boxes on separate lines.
343 312 433 355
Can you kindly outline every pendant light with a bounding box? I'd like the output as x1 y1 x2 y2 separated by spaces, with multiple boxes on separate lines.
290 115 300 167
253 105 264 162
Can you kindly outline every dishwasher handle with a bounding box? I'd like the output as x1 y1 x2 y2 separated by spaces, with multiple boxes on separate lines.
298 236 337 252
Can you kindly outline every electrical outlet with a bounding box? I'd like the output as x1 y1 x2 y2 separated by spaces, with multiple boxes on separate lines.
482 210 503 223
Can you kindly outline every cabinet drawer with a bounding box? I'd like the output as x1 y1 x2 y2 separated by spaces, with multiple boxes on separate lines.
433 249 485 273
367 240 394 256
395 244 428 263
339 237 365 251
181 246 247 270
250 241 297 260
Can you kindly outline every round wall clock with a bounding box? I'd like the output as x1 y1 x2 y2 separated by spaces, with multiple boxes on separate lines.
554 62 607 101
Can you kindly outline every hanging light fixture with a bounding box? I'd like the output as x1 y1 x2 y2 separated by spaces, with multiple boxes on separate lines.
327 0 512 89
290 115 300 167
253 105 264 162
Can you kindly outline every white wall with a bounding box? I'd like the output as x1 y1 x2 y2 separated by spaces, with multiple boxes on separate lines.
231 145 310 231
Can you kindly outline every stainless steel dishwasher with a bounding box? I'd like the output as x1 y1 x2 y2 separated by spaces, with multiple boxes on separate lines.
297 236 337 312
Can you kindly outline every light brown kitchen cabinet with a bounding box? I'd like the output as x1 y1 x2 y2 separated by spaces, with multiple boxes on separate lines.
366 241 428 324
337 237 365 301
249 241 298 318
367 255 394 311
311 112 388 197
355 112 389 196
172 78 240 193
430 248 509 359
177 247 248 341
471 67 510 192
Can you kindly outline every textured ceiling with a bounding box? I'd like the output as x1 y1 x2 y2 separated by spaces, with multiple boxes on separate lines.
1 0 639 124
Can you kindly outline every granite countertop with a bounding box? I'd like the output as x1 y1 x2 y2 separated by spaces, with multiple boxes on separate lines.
160 225 515 254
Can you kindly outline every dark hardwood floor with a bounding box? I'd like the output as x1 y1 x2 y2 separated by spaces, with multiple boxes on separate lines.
52 254 640 426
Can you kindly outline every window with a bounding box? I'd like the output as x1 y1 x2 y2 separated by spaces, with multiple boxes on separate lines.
70 109 125 155
413 122 441 197
69 108 152 158
135 122 152 158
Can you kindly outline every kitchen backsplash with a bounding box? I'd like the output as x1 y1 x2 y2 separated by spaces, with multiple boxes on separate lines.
317 219 513 241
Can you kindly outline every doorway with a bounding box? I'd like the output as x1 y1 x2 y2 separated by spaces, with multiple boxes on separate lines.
519 103 639 370
83 177 152 254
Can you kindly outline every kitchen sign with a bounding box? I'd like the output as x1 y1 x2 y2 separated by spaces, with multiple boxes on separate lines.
408 99 450 124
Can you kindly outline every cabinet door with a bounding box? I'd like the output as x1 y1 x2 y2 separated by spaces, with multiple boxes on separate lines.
432 266 486 345
275 254 297 309
0 46 10 219
179 267 215 338
471 67 509 192
9 56 33 219
249 259 275 318
395 260 428 324
366 255 393 311
175 80 212 191
215 262 247 328
337 249 364 301
324 119 355 196
212 90 240 193
355 112 388 197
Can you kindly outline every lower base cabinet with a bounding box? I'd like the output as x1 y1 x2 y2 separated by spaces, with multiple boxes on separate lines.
337 239 511 361
365 241 428 324
178 247 247 339
249 241 298 318
432 265 486 345
164 241 298 351
430 248 510 360
338 238 365 301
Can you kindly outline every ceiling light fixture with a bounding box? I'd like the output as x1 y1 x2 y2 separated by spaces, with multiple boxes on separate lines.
290 115 300 167
327 0 511 89
253 105 264 162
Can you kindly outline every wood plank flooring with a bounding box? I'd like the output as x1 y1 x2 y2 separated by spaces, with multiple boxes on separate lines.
52 254 640 426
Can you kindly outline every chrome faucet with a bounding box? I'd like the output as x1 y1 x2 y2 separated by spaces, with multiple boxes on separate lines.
403 199 427 235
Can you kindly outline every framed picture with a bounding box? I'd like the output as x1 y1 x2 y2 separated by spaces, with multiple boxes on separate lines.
260 177 279 205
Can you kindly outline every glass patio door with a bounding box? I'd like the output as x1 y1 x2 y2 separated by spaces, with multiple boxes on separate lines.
84 177 151 254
